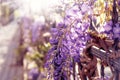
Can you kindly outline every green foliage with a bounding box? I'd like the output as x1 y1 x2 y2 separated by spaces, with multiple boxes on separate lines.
26 42 51 71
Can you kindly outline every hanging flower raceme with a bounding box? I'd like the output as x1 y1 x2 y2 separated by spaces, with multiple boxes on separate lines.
63 2 92 60
46 23 69 80
31 22 41 43
46 1 94 80
103 0 120 40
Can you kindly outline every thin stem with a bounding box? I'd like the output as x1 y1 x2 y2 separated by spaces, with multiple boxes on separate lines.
73 58 76 80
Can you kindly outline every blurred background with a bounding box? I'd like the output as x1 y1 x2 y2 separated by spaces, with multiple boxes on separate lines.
0 0 119 80
0 0 62 80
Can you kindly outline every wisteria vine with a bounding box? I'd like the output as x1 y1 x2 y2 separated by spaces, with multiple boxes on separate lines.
46 0 120 80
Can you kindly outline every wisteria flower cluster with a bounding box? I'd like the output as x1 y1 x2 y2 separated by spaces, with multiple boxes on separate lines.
47 24 68 80
46 1 94 80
